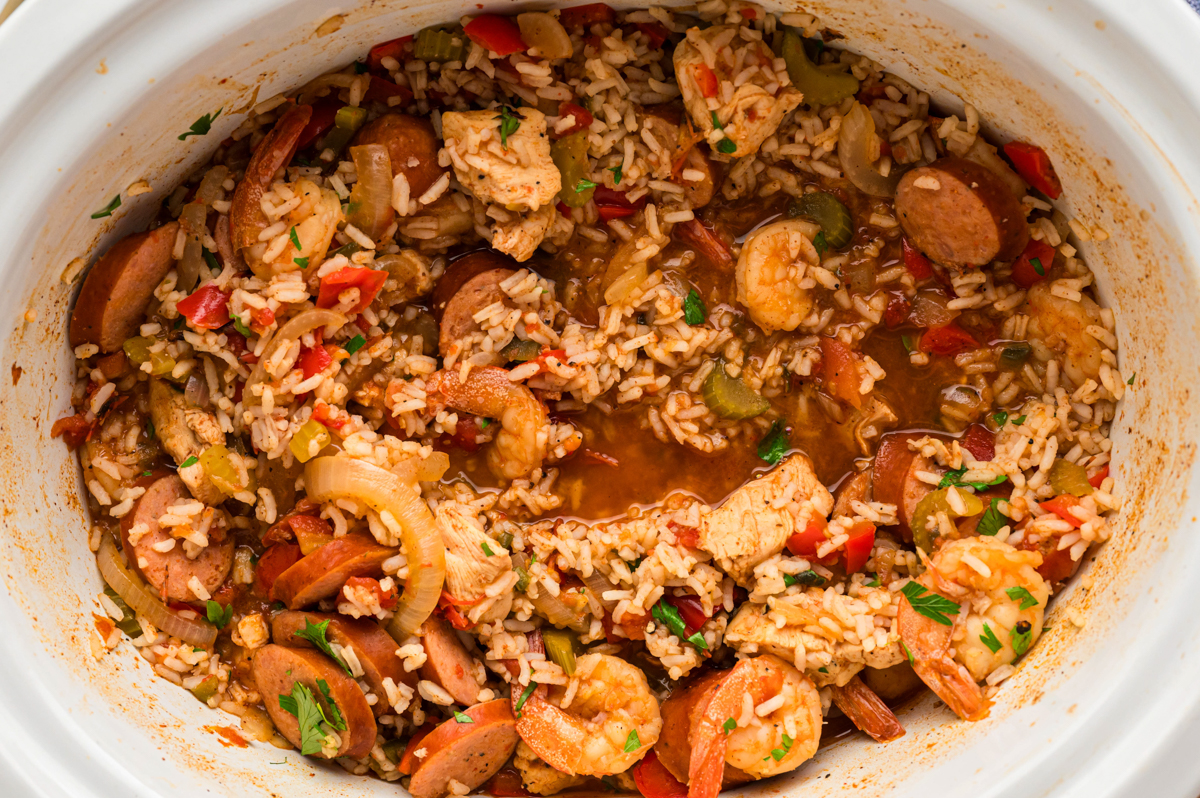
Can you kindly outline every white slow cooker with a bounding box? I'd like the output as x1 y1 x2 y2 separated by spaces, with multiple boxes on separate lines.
1 0 1199 795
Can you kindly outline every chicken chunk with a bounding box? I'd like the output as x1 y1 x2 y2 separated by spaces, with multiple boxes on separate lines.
699 454 833 586
674 26 803 160
514 741 587 796
434 502 514 623
491 204 558 262
148 378 225 504
441 108 560 212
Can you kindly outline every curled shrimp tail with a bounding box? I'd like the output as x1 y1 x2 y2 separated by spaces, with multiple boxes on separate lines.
230 103 313 253
686 721 728 798
913 656 990 721
830 675 906 743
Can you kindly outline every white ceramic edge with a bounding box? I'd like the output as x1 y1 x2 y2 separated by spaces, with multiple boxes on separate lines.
1 0 1199 796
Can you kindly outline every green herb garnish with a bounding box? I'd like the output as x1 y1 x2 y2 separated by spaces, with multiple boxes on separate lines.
278 680 342 756
232 316 252 337
178 108 222 141
768 733 793 761
683 289 707 326
344 334 366 355
901 639 914 663
1005 586 1039 610
723 717 736 734
711 111 723 130
609 164 623 185
783 570 826 587
1010 620 1033 657
514 682 537 716
179 455 199 468
717 137 737 155
756 420 790 466
1127 373 1135 386
294 256 310 269
316 679 347 731
203 250 221 273
938 467 1007 491
206 600 232 629
976 498 1008 537
481 541 495 557
993 411 1008 427
1013 415 1027 425
91 195 122 219
453 710 474 724
575 178 598 193
624 729 641 753
900 581 960 626
1030 257 1045 276
979 622 1002 654
652 600 707 651
901 334 914 353
813 231 828 256
495 106 523 149
292 618 352 676
289 226 301 249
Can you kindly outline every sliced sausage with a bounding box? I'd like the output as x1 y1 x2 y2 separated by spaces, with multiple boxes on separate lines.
269 531 396 609
229 103 312 254
120 474 233 603
271 610 417 717
419 616 483 705
872 431 945 539
832 469 873 518
895 156 1029 268
352 113 446 198
655 668 752 788
861 662 925 703
408 699 519 798
251 643 376 759
69 222 180 352
829 675 905 743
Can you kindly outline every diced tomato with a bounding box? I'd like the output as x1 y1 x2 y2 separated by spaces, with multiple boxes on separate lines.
820 337 863 409
250 305 276 332
464 14 527 57
397 723 437 775
296 97 341 150
556 200 573 218
637 22 670 48
367 35 414 70
1088 465 1110 489
919 321 976 357
311 401 348 431
363 74 414 104
1040 494 1084 529
50 412 96 450
1002 141 1063 199
254 543 301 593
344 575 398 610
1014 530 1080 584
176 283 232 330
786 516 828 558
883 293 911 329
578 448 619 467
675 218 733 269
262 497 323 545
901 237 933 279
558 3 616 28
632 749 687 798
593 186 647 221
486 769 533 798
316 266 388 315
1011 238 1056 289
667 521 700 549
529 348 568 376
298 343 333 379
664 594 709 636
692 63 718 98
961 424 995 462
879 140 893 158
288 513 333 540
450 415 486 453
738 7 758 19
842 522 876 574
555 102 594 138
856 85 889 104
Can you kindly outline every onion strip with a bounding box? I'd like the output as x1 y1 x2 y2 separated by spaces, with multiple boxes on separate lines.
838 102 905 197
580 569 618 613
347 144 395 242
303 456 445 638
243 308 346 408
96 536 217 648
513 553 589 632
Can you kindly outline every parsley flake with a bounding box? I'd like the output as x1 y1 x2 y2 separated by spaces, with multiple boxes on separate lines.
723 717 736 735
865 577 881 587
768 733 793 762
278 681 342 756
717 137 737 155
937 466 1007 491
710 111 723 130
203 249 221 273
976 498 1008 537
1030 256 1045 276
812 231 828 256
232 316 252 337
901 639 914 664
993 411 1008 427
783 570 826 587
289 226 301 249
344 334 366 355
293 618 352 676
294 256 310 269
651 600 707 651
178 108 223 141
609 164 623 185
316 679 347 731
900 581 960 626
514 682 537 716
91 194 122 219
624 729 641 753
453 710 474 724
683 289 707 326
179 455 199 468
1013 415 1027 425
206 600 232 629
1005 586 1039 610
756 420 790 466
979 622 1002 654
1127 372 1136 386
495 106 523 149
575 178 598 193
1010 620 1033 657
901 334 914 353
482 541 495 557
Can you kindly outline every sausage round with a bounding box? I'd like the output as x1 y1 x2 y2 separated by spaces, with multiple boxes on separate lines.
352 113 446 198
229 104 313 253
251 643 376 759
69 222 181 352
655 668 753 788
407 699 519 798
895 156 1029 268
271 610 417 716
269 532 396 609
832 469 873 518
120 474 234 603
431 251 518 357
419 615 483 706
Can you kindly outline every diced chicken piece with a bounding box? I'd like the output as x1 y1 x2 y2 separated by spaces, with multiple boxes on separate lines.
148 377 225 504
441 108 560 213
514 741 588 796
491 204 558 262
434 502 514 623
674 25 803 160
1023 280 1107 386
699 454 833 586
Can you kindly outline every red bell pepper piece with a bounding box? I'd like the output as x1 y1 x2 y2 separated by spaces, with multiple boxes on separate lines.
450 415 486 453
593 186 647 220
311 401 347 431
255 542 301 593
901 237 933 279
555 102 594 138
343 575 398 610
1040 494 1084 529
316 266 388 315
50 413 96 450
842 522 876 574
250 305 275 333
1011 238 1056 289
920 321 976 357
786 516 828 558
637 22 670 48
632 749 687 798
664 594 709 636
1087 464 1110 489
820 337 863 409
296 97 341 150
961 423 996 462
556 200 573 218
298 343 333 379
486 769 533 798
176 283 232 330
1003 141 1063 199
367 35 413 71
883 293 911 329
363 74 414 104
464 15 527 57
558 3 616 28
667 521 700 549
692 63 718 98
675 218 733 269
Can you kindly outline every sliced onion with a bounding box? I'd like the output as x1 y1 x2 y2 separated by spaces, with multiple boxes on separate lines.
304 456 446 638
910 291 956 327
581 569 618 613
96 536 217 648
184 373 210 407
838 102 904 197
195 165 230 205
177 202 210 292
243 308 346 407
513 553 589 632
347 144 395 243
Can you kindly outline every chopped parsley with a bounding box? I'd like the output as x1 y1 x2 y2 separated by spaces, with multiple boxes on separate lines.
289 226 301 249
1030 257 1045 276
514 682 537 716
1013 414 1027 425
993 411 1008 427
812 231 828 256
354 61 369 74
481 541 495 557
901 639 914 664
206 600 232 629
717 137 737 155
179 455 199 468
294 256 310 269
278 680 344 756
783 570 827 587
977 498 1008 537
1005 586 1040 610
624 729 641 753
453 710 474 724
344 334 366 355
722 717 736 735
938 466 1006 492
817 667 828 673
900 581 960 626
651 599 707 651
901 334 914 353
600 776 621 792
1127 372 1136 386
756 420 790 466
865 577 881 587
203 249 221 273
316 679 346 731
1010 620 1033 657
292 618 352 676
232 316 252 337
979 622 1002 654
479 418 491 429
495 106 523 149
91 194 122 219
767 733 793 762
178 108 222 141
146 420 155 439
710 111 723 130
609 164 623 185
683 289 707 326
575 178 598 193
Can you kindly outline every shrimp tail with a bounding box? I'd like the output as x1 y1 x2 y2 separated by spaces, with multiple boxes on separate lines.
686 720 728 798
830 675 906 743
913 657 990 721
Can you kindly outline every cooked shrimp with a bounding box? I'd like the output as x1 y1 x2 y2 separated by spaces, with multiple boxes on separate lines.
689 655 821 798
898 536 1050 721
1023 281 1107 386
516 653 661 777
426 366 549 480
735 220 820 333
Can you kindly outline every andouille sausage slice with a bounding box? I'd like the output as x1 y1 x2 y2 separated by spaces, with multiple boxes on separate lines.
269 532 396 609
251 644 376 759
229 103 312 253
895 156 1029 268
832 469 873 519
352 113 446 198
120 474 233 603
271 610 417 716
655 668 752 788
408 700 519 798
69 222 180 352
419 615 483 706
